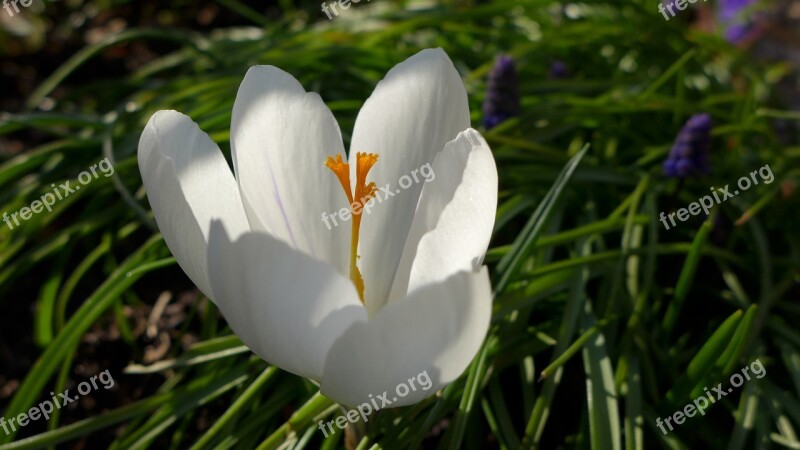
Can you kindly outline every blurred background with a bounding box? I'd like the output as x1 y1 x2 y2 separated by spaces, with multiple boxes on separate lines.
1 0 799 449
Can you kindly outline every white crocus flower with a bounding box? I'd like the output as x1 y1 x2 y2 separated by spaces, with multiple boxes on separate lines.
137 48 497 407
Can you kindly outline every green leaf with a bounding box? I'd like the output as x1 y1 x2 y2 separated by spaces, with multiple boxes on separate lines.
666 309 743 404
663 219 713 334
494 144 590 294
0 236 167 443
581 305 621 450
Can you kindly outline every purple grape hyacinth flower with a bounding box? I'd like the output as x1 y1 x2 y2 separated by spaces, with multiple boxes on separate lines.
718 0 757 43
663 114 713 178
549 60 569 80
482 55 520 129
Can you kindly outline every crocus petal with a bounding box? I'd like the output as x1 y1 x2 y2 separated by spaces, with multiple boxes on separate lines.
386 129 497 308
207 222 366 381
231 65 349 276
138 110 251 301
350 48 471 313
320 267 492 407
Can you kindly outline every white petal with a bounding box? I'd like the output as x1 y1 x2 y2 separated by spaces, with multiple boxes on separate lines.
350 48 471 314
138 110 251 301
320 268 492 407
387 129 497 305
207 222 367 381
231 65 349 276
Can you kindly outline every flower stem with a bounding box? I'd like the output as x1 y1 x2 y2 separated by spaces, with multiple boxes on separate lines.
257 392 335 450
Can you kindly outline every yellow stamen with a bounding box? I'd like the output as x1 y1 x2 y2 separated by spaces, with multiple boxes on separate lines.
325 152 379 303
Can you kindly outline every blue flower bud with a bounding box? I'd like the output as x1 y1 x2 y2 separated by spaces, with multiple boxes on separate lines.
718 0 757 43
482 55 520 129
549 61 569 80
663 114 713 178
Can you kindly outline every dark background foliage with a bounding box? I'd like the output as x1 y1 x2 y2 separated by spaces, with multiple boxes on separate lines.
1 0 799 448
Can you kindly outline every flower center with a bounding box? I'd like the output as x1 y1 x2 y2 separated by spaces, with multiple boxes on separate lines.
325 152 379 303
